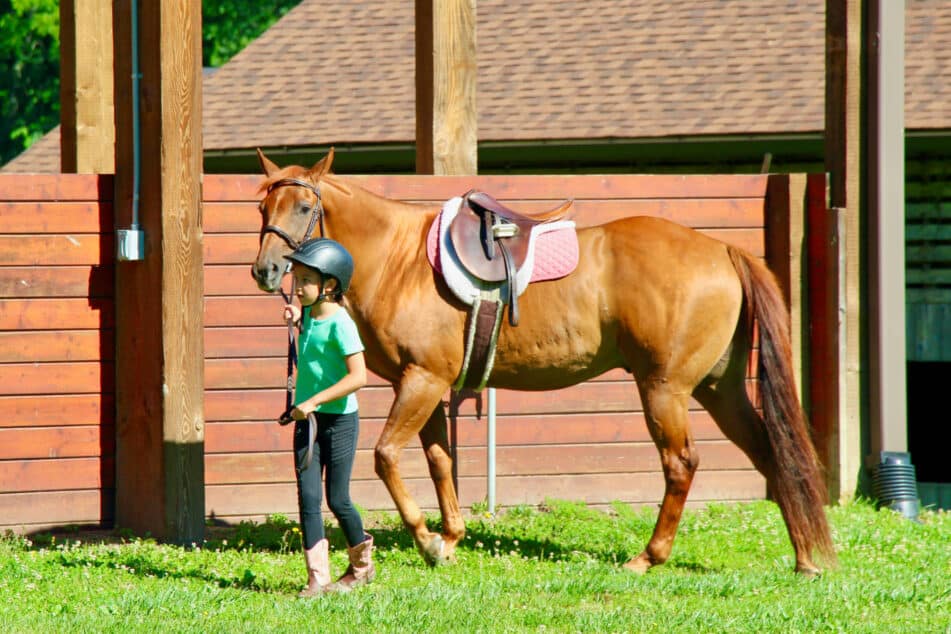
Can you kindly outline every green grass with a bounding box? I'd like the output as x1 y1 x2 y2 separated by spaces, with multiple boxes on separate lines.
1 500 948 633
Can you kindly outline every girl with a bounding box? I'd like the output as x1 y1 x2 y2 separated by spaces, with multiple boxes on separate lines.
281 237 374 597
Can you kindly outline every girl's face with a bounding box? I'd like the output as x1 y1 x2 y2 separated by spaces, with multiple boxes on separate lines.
292 265 337 307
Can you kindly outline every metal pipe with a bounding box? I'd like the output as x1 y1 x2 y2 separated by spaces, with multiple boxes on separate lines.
116 0 144 261
131 0 140 231
487 386 496 514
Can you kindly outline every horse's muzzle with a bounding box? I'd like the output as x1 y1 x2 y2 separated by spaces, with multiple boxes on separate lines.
251 261 282 293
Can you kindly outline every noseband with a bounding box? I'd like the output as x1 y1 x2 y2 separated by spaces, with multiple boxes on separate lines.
260 178 326 250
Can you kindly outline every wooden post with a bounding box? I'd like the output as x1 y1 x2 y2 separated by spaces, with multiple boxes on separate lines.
60 0 115 173
825 0 863 502
112 0 205 543
416 0 478 499
765 173 808 399
415 0 477 175
807 175 845 494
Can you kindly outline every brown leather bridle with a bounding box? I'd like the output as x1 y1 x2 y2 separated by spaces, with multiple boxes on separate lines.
260 177 325 251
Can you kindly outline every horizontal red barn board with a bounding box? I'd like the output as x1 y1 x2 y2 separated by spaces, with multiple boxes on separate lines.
0 490 110 529
205 470 765 518
0 235 110 266
204 442 754 486
0 330 114 363
200 173 769 203
201 198 765 234
203 327 762 370
0 361 114 396
0 173 114 201
0 425 113 460
0 266 114 299
0 457 114 493
204 411 731 454
0 201 112 233
0 298 114 330
203 380 756 422
205 357 630 389
0 394 112 427
201 228 762 268
204 381 649 421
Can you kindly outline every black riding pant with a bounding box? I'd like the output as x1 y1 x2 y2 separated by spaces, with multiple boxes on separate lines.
294 410 365 549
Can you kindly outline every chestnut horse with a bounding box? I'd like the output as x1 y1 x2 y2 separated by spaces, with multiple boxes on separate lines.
251 149 834 574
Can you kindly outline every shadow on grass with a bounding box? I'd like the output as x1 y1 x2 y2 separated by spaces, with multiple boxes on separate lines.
17 518 423 594
458 521 627 564
17 507 650 592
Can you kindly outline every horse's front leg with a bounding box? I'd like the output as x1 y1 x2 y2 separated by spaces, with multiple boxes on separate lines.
374 365 454 566
418 401 465 562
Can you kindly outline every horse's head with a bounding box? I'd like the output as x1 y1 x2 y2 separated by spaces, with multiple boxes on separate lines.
251 148 336 292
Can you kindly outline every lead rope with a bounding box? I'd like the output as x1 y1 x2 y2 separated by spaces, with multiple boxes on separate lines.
277 279 316 472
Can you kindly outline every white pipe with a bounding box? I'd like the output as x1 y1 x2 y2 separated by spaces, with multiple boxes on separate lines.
487 387 496 514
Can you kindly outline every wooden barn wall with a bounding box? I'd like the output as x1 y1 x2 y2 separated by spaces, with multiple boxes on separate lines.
0 172 778 532
201 173 771 524
0 174 115 533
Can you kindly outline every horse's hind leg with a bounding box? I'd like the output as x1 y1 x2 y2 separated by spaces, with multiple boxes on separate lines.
417 402 465 561
374 366 455 566
624 380 698 574
693 380 821 575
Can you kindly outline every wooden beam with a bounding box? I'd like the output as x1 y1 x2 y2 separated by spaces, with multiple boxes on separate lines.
765 174 807 399
59 0 115 173
415 0 477 175
112 0 205 543
807 175 844 492
824 0 863 502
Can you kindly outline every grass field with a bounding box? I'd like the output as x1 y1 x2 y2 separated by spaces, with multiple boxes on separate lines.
1 499 948 633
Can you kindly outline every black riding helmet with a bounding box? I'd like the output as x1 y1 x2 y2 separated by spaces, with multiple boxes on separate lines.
283 238 354 296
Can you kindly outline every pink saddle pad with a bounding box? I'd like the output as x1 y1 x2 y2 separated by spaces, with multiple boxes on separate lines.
426 211 578 282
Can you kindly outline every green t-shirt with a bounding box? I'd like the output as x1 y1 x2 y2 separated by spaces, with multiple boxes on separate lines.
295 306 365 414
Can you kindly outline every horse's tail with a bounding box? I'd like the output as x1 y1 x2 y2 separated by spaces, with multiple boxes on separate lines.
727 246 836 565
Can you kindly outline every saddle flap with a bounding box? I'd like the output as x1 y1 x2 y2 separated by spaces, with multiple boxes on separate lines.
449 207 530 282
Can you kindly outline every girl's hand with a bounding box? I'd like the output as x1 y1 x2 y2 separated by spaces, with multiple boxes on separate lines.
291 398 318 420
283 304 301 325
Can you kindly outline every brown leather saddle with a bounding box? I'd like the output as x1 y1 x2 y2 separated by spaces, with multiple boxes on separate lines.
448 190 572 326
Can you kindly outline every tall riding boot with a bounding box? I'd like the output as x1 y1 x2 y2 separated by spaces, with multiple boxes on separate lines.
328 534 375 592
298 538 331 598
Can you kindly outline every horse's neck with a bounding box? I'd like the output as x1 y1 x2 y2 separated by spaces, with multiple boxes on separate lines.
321 176 429 309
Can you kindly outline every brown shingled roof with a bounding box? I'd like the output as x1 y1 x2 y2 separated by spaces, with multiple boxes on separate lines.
4 0 949 172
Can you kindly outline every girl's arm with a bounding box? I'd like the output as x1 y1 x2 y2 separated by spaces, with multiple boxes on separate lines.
292 351 367 418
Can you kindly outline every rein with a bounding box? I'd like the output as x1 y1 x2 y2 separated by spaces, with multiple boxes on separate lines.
265 177 326 472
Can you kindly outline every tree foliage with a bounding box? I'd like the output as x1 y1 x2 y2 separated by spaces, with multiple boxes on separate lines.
203 0 300 68
0 0 301 166
0 0 60 165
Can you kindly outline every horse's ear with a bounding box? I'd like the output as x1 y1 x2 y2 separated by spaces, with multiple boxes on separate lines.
311 147 335 176
257 148 280 176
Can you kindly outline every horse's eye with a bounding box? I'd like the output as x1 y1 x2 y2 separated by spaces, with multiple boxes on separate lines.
298 202 312 214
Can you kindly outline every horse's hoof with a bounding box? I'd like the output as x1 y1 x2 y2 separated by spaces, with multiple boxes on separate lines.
795 563 821 577
421 534 446 567
622 553 653 575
